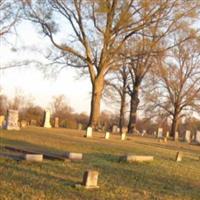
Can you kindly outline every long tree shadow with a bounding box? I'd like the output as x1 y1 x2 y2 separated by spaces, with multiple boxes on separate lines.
134 140 200 155
86 152 200 199
0 136 68 155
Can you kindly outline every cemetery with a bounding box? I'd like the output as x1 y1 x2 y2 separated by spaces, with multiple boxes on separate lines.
0 1 200 200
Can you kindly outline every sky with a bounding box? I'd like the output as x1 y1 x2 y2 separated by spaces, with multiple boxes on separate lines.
0 21 108 114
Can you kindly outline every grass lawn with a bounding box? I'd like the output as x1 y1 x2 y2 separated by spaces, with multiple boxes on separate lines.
0 127 200 200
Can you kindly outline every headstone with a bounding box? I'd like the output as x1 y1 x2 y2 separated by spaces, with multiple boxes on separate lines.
65 152 83 160
20 120 27 128
54 117 59 128
166 131 170 138
112 125 118 133
85 127 92 137
105 132 110 139
122 127 127 133
30 119 37 126
43 110 52 128
0 115 5 128
175 152 182 162
82 170 99 189
163 137 167 143
157 128 163 138
174 131 179 141
78 123 83 130
153 131 157 137
121 132 126 140
5 109 20 130
195 131 200 144
142 130 146 136
120 155 154 163
24 154 43 162
184 130 191 143
102 125 106 132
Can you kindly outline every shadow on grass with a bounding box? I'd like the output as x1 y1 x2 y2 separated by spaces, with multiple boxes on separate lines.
1 136 200 199
86 152 200 199
134 140 200 155
0 136 68 155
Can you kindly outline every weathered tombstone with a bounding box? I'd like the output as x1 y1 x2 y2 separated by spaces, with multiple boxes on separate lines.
102 125 106 132
166 131 170 138
54 117 59 128
142 130 146 136
112 125 118 133
122 127 127 133
121 132 126 140
5 109 20 130
163 137 167 143
175 152 182 162
20 120 27 128
153 131 157 137
195 131 200 144
104 132 110 139
0 115 5 128
174 131 179 141
120 155 154 163
65 152 83 160
157 128 163 138
78 123 83 130
82 170 99 189
85 127 92 137
43 110 52 128
30 119 37 126
184 130 191 143
24 154 43 162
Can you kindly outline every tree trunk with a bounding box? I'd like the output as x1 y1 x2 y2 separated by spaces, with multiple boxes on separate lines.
128 88 140 134
88 76 104 130
171 113 179 140
119 90 126 133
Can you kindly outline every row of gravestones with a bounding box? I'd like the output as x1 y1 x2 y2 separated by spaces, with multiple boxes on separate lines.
2 110 200 144
153 127 200 144
86 127 127 141
0 109 59 130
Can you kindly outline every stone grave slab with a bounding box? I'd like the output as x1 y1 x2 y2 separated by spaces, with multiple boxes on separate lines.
5 109 20 130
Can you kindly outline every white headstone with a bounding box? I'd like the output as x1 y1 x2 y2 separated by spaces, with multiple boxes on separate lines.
166 131 170 138
175 152 182 162
66 152 83 160
105 132 110 139
157 128 163 138
82 170 99 189
195 131 200 144
184 130 191 143
174 131 179 141
112 125 118 133
5 110 20 130
86 127 92 137
121 132 126 140
43 110 52 128
54 117 59 128
153 131 157 137
78 123 83 130
142 130 146 136
0 115 5 128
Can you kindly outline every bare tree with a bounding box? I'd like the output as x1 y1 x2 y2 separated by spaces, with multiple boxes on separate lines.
22 0 200 129
145 38 200 140
0 0 22 38
50 95 73 119
104 65 129 132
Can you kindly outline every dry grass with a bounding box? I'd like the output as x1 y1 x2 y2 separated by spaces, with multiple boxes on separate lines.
0 127 200 200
